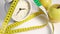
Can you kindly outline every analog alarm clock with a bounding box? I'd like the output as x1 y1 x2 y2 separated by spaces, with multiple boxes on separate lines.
12 0 30 21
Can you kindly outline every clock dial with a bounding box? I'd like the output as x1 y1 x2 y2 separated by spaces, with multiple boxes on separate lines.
12 0 30 21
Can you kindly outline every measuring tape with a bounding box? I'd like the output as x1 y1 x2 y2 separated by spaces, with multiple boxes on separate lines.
0 0 54 34
1 0 19 34
5 11 48 34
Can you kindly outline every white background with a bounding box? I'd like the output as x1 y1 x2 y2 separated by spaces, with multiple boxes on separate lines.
0 0 60 34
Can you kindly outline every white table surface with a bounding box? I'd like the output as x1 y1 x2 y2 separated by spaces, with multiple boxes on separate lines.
0 0 60 34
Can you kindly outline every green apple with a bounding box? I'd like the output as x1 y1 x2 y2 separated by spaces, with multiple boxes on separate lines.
40 0 51 10
48 4 60 23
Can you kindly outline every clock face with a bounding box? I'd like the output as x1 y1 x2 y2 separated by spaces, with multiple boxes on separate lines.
12 0 30 21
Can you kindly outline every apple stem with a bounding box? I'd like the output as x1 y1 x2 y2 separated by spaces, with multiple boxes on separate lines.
57 5 60 9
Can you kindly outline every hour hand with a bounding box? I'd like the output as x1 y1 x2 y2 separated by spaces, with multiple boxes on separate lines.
19 8 26 10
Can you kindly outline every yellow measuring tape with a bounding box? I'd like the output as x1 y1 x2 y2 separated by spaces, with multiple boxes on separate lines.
5 11 48 34
0 0 54 34
1 0 19 34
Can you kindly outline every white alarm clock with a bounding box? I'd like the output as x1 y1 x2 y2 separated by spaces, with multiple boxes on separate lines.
12 0 31 21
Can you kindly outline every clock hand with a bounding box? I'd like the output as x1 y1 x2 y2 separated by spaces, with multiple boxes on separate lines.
16 8 21 15
20 8 26 10
16 8 26 15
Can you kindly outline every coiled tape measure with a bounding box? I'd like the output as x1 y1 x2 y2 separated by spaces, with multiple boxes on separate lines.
0 0 54 34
